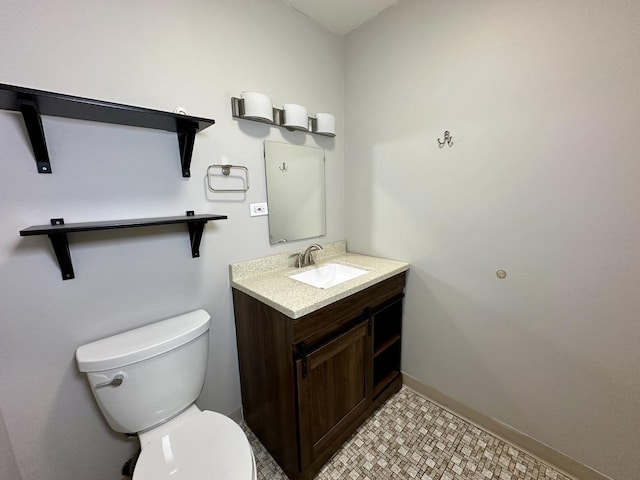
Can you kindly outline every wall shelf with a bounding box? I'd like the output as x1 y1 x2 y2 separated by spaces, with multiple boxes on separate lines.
19 211 227 280
0 83 215 177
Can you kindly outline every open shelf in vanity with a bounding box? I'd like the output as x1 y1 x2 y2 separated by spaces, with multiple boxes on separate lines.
372 294 404 398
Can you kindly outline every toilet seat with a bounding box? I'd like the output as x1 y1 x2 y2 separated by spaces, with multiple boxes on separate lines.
133 410 256 480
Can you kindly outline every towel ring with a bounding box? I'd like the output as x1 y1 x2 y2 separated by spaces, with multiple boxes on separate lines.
207 164 250 193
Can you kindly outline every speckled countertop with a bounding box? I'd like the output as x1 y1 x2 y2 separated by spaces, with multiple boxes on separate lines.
229 241 409 319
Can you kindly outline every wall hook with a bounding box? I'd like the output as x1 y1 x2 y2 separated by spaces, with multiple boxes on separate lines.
438 131 453 148
279 162 287 172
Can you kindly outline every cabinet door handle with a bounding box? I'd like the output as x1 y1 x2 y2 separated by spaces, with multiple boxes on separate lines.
365 307 372 336
295 342 309 379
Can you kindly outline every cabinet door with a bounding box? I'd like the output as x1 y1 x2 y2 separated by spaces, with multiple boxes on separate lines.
295 320 371 469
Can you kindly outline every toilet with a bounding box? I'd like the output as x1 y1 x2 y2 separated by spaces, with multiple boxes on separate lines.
76 309 256 480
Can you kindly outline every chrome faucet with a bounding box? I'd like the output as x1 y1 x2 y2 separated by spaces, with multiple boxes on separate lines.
290 252 304 268
302 243 323 266
291 243 323 268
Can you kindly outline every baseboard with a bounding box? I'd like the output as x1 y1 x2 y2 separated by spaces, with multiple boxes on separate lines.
402 373 612 480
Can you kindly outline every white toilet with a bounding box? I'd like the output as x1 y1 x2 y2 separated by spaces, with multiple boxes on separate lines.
76 309 256 480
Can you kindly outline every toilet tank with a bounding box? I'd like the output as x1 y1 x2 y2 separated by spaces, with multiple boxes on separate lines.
76 310 211 434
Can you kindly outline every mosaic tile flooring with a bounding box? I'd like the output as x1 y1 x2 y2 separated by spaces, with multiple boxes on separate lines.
240 386 573 480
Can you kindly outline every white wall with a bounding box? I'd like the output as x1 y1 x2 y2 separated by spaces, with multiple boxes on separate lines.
0 410 21 480
0 1 343 479
345 1 640 479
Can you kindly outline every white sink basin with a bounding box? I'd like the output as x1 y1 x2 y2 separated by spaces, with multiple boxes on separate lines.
289 263 369 289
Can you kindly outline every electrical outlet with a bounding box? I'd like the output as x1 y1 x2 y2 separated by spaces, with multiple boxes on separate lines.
250 202 269 217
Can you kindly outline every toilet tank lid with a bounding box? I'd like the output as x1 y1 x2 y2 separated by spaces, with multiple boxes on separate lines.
76 309 211 373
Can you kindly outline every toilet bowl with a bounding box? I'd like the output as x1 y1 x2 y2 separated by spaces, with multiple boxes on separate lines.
76 309 256 480
134 406 255 480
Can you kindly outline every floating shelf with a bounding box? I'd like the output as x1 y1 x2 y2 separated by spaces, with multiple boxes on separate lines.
0 83 215 177
19 211 227 280
231 97 336 137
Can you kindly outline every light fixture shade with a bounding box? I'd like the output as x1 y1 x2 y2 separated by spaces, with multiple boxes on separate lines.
282 104 308 130
241 91 273 122
314 112 335 135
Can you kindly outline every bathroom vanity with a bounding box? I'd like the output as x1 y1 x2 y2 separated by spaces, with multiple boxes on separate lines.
230 242 409 480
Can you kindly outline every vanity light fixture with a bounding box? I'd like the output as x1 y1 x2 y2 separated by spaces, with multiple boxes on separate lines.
240 91 274 122
312 113 336 136
231 93 335 137
282 104 309 131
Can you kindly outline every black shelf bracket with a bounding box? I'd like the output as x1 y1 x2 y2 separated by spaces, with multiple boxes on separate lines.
185 210 205 257
48 219 75 280
177 120 198 178
18 96 52 174
19 211 227 280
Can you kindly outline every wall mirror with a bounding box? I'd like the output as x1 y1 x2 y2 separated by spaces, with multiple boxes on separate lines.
264 141 326 245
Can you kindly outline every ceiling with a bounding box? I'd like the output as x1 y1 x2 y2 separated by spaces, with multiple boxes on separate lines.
282 0 399 35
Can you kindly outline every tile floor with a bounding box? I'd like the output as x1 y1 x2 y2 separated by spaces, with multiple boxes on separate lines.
240 386 573 480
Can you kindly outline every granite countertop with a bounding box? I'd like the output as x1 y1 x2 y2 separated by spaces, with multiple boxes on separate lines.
229 241 409 319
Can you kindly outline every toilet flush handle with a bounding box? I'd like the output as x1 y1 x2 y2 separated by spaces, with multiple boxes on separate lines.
95 373 124 389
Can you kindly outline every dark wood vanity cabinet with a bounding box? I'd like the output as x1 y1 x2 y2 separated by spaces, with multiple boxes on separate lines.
232 272 406 480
